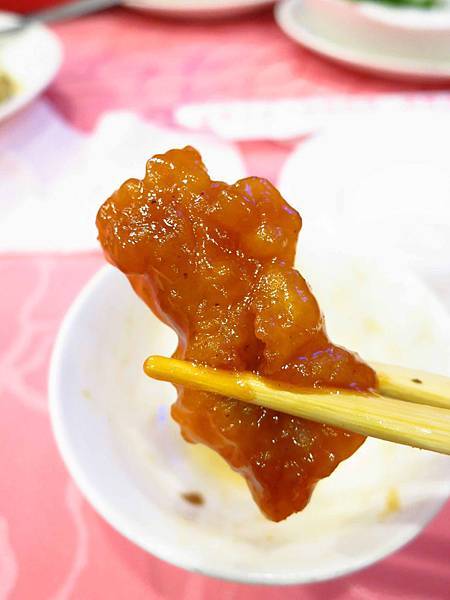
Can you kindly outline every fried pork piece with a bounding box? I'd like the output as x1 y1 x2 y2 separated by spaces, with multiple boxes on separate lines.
96 146 376 521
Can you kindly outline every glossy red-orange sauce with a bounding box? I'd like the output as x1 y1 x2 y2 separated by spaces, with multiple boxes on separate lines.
97 147 376 521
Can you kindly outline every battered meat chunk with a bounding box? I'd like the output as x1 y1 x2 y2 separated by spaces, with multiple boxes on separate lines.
97 147 376 521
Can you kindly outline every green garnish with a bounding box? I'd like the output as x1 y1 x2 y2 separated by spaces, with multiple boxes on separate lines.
355 0 438 7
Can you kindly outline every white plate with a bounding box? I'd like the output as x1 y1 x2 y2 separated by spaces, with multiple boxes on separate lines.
124 0 274 18
275 0 450 81
50 247 450 584
0 13 62 123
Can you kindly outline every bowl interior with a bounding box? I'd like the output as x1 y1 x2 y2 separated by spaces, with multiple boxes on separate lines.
50 249 450 584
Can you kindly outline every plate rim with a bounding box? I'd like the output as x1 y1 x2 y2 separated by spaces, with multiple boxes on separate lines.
275 0 450 81
123 0 274 15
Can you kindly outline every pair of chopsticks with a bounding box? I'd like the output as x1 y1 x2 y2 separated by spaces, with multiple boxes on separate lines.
144 356 450 456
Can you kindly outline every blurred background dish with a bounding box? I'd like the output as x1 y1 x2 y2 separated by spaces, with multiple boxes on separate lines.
0 12 62 122
276 0 450 80
278 116 450 295
123 0 275 18
1 0 274 21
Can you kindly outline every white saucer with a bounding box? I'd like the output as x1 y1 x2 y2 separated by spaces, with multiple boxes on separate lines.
124 0 274 18
0 12 62 123
275 0 450 81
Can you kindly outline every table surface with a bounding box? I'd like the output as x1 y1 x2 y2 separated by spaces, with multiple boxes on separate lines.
2 7 450 600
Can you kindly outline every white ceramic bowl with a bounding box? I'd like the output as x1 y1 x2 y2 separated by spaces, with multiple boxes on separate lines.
276 0 450 81
0 12 62 122
124 0 274 18
50 249 450 584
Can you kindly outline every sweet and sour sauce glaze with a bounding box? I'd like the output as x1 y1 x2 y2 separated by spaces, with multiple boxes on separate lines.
97 147 376 521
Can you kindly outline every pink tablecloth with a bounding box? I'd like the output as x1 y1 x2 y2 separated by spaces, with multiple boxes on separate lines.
2 8 450 599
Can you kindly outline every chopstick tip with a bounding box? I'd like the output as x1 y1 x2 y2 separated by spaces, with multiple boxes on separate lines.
143 355 158 377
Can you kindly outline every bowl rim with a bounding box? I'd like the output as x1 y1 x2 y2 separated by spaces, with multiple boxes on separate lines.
275 0 450 81
123 0 274 15
49 264 450 585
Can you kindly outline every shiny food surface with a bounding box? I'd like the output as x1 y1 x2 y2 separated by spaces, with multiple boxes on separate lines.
96 147 376 521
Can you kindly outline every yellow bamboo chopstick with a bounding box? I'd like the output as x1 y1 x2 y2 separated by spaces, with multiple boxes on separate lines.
144 355 450 456
373 362 450 410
